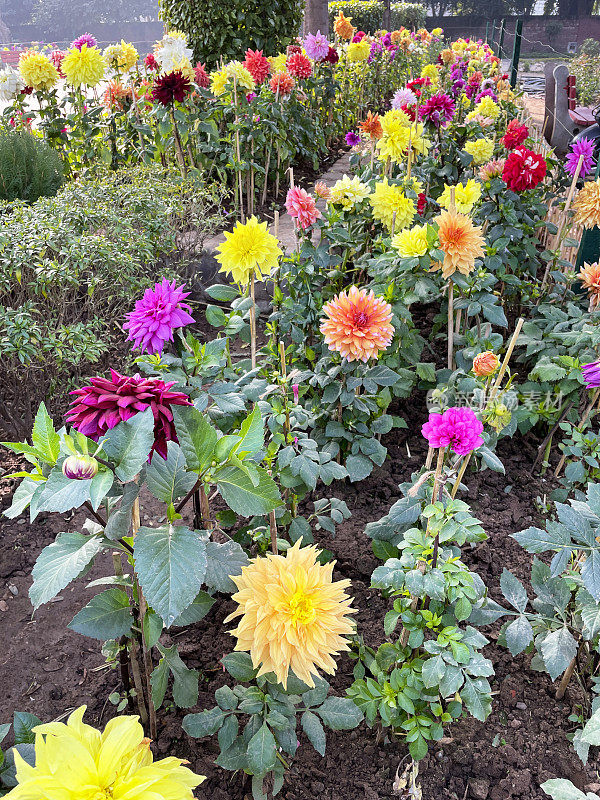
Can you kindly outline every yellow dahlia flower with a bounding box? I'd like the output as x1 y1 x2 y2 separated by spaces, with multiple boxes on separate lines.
328 174 371 210
18 51 58 90
226 60 255 93
421 63 439 83
269 53 288 72
370 179 416 231
438 179 482 214
6 705 203 800
574 179 600 229
377 108 411 163
216 216 282 285
63 44 106 87
464 138 494 165
347 39 370 63
225 540 356 688
103 40 138 72
392 224 429 257
432 209 485 278
209 67 228 96
473 96 500 120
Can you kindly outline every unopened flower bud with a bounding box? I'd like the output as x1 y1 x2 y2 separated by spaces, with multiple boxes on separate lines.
62 454 98 480
292 383 299 403
472 351 499 377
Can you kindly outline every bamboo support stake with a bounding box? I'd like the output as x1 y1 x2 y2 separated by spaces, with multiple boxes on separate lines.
232 76 245 224
451 317 524 498
541 154 584 290
269 511 278 555
556 649 578 700
447 188 456 370
249 271 257 369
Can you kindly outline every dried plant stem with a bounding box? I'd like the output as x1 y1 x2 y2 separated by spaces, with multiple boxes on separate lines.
555 649 578 700
269 511 278 555
199 484 212 529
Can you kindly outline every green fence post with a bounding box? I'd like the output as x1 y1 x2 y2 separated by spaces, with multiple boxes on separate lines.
490 19 497 50
485 21 490 45
510 19 523 89
498 18 506 59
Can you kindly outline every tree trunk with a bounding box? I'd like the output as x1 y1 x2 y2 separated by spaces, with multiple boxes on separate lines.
303 0 329 36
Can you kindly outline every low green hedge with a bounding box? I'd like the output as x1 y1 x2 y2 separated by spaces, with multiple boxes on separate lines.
328 1 426 34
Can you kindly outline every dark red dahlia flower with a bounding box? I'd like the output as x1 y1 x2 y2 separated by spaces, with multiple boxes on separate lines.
152 70 192 105
501 118 529 150
67 370 192 461
502 146 547 192
419 93 456 128
324 46 339 64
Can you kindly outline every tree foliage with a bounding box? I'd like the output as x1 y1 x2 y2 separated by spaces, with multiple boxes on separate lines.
159 0 304 66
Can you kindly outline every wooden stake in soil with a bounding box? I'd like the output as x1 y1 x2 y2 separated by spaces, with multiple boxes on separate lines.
269 511 278 555
451 318 524 497
249 270 257 369
232 76 245 224
447 187 456 370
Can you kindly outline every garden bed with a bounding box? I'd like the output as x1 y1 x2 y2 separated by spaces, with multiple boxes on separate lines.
1 399 595 800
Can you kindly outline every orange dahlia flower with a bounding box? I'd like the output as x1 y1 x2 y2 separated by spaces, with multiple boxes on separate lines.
320 286 394 362
578 261 600 309
314 180 332 201
334 10 355 40
432 209 485 278
473 351 499 377
360 111 383 141
269 70 294 96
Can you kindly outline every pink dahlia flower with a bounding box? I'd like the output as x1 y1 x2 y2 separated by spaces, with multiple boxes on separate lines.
67 370 192 460
304 30 330 61
421 407 483 455
123 278 194 355
391 87 417 109
566 138 596 179
285 186 322 230
419 93 456 128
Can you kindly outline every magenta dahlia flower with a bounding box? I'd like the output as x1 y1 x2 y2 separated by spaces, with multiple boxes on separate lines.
421 407 484 455
582 360 600 388
566 138 596 179
123 278 194 354
67 370 192 460
420 93 456 129
71 33 97 50
304 30 330 61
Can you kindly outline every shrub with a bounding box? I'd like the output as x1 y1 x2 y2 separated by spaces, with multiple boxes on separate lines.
571 53 600 106
328 1 426 34
0 128 64 203
580 37 600 57
159 0 304 66
0 166 226 437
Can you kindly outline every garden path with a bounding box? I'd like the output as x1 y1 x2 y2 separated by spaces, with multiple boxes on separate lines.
204 151 352 254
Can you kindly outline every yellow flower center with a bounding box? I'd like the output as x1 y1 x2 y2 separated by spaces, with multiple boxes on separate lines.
288 590 316 626
92 790 113 800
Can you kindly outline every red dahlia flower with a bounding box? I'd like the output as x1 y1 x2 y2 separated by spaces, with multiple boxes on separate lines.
286 53 312 79
501 118 528 150
144 53 159 71
67 371 192 460
502 146 547 192
243 49 270 84
194 62 210 88
152 70 192 105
